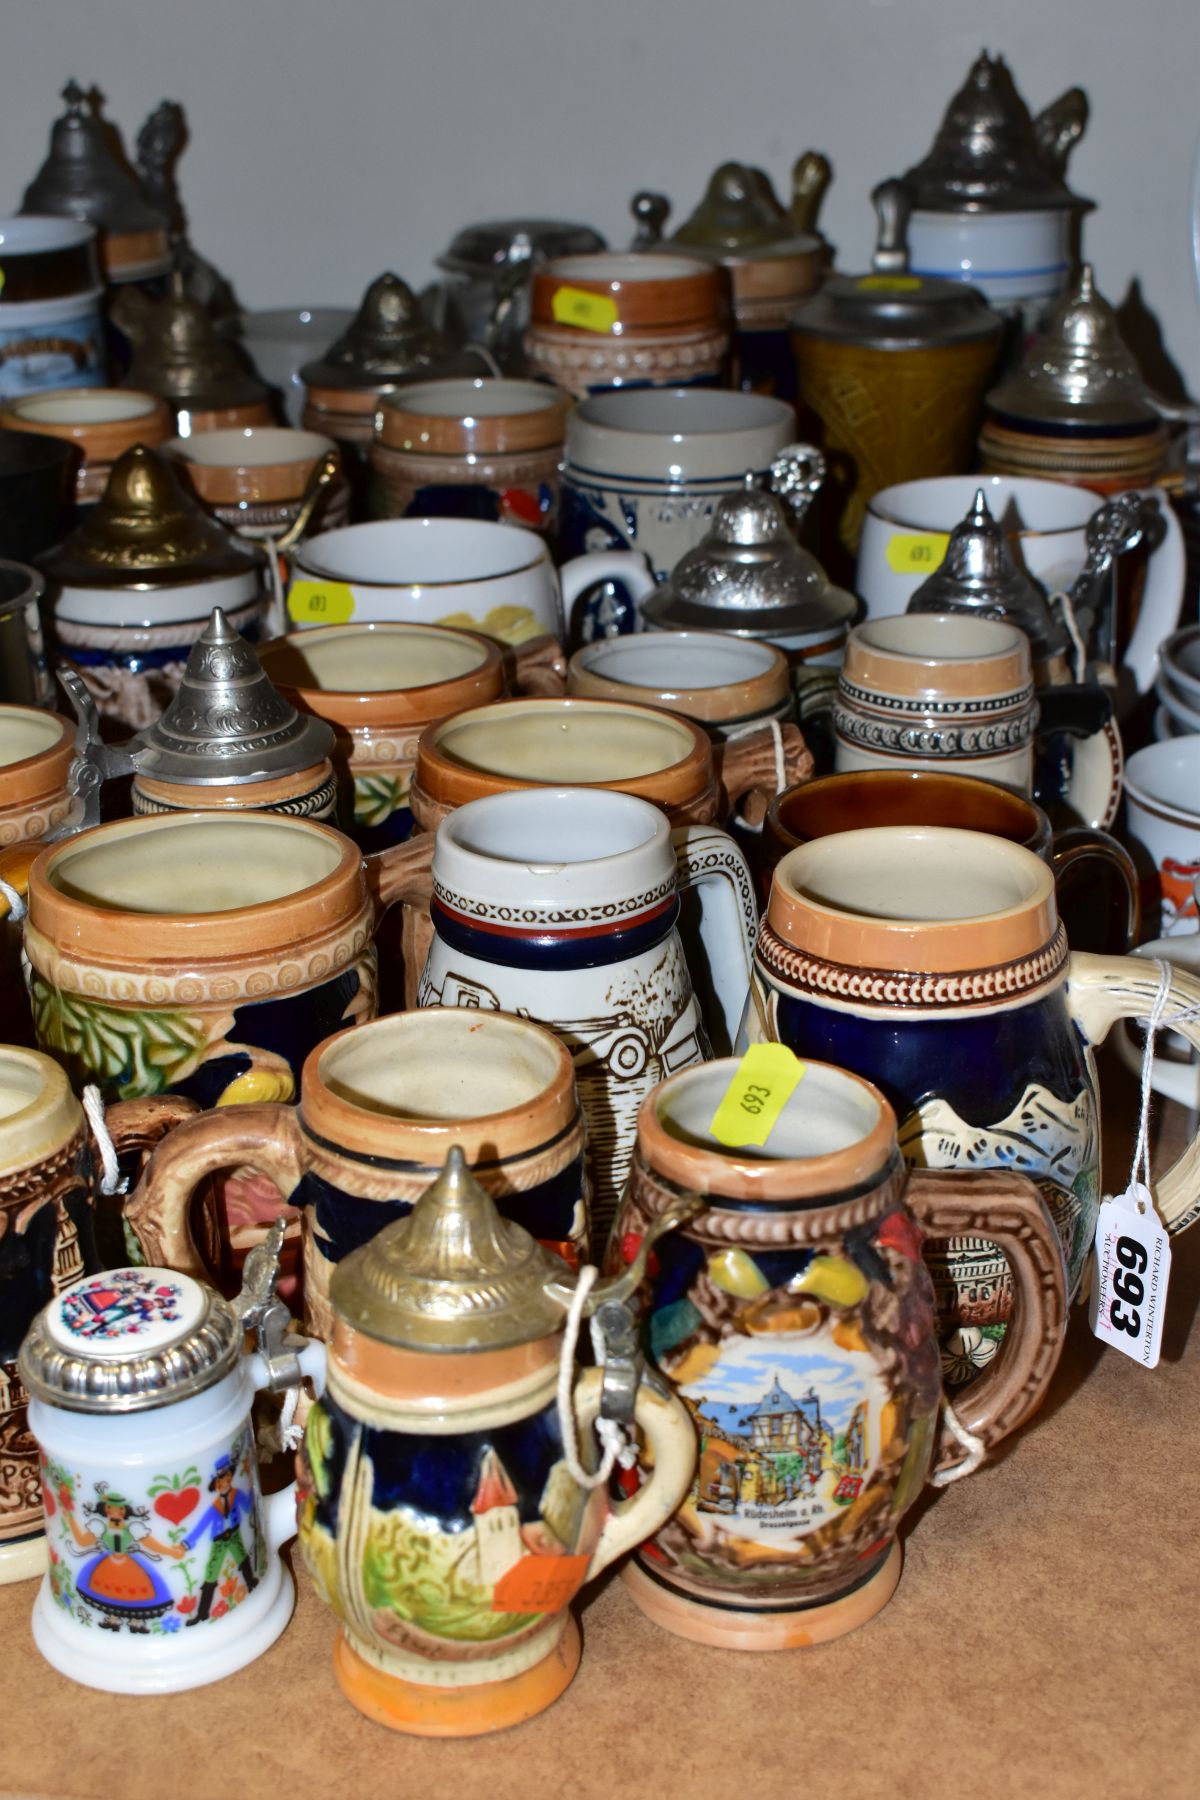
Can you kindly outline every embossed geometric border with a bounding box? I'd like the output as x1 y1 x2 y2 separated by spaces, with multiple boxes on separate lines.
756 918 1069 1011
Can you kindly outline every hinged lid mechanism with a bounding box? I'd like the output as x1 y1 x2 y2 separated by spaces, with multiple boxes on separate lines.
907 487 1067 661
21 80 171 265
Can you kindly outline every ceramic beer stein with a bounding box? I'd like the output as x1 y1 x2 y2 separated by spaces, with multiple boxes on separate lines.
748 826 1200 1382
19 1237 325 1691
418 787 758 1242
0 1046 194 1584
122 1009 591 1339
14 810 434 1108
612 1056 1066 1648
296 1146 696 1736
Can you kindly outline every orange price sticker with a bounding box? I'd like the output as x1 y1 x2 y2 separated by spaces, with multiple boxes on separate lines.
884 532 950 575
286 579 355 626
492 1553 591 1614
550 286 619 333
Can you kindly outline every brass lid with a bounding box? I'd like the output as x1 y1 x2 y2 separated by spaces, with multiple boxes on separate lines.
21 81 170 249
907 486 1066 660
630 163 821 267
40 444 264 588
331 1146 571 1351
114 278 268 411
300 272 461 394
129 606 333 784
986 265 1156 429
642 478 857 640
901 51 1090 214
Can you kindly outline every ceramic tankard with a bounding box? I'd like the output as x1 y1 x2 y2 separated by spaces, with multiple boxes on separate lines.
122 1009 591 1339
13 811 434 1108
611 1057 1066 1648
0 1048 194 1584
747 826 1200 1383
418 787 758 1243
20 1246 325 1692
297 1147 696 1736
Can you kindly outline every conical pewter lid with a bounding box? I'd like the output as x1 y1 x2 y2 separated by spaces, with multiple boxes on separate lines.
436 219 606 279
129 607 333 784
642 477 857 641
21 80 170 244
331 1146 573 1351
901 51 1091 214
986 265 1156 429
907 487 1067 660
670 162 792 253
40 445 264 589
114 277 268 412
300 271 458 393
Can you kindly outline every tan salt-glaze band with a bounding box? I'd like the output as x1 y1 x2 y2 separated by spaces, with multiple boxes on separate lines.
259 624 505 734
0 711 75 811
330 1330 559 1408
841 619 1032 703
531 258 723 330
177 452 334 507
131 760 335 812
567 642 791 725
375 383 570 457
766 828 1060 975
0 391 171 462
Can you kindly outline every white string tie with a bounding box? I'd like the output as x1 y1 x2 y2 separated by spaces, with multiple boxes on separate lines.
555 1265 637 1488
0 876 27 923
256 1383 304 1462
82 1084 126 1196
263 533 287 640
930 1396 987 1487
1050 587 1088 683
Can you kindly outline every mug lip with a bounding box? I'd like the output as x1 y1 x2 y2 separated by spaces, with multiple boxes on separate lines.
636 1056 897 1200
27 812 366 964
864 473 1095 538
292 517 548 589
764 770 1047 860
0 387 169 437
841 614 1033 701
257 621 504 726
415 695 711 810
301 1010 579 1164
375 378 570 456
0 1044 79 1177
568 631 789 722
1124 738 1200 825
0 706 74 807
767 825 1058 974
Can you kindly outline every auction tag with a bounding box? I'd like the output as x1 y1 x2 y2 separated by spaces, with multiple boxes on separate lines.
885 532 950 574
492 1553 590 1614
856 275 922 292
1088 1183 1171 1369
287 579 355 626
550 286 619 333
710 1044 804 1149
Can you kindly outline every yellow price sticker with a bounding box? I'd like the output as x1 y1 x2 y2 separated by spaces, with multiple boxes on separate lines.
856 275 922 292
550 286 619 333
710 1044 805 1149
885 532 949 575
287 579 356 626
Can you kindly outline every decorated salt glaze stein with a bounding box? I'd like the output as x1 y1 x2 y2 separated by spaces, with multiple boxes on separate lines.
0 1046 194 1584
747 826 1200 1383
0 387 172 507
611 1056 1066 1649
19 1228 326 1692
258 621 566 852
762 770 1139 954
122 1009 591 1339
296 1146 695 1737
567 631 794 740
11 810 434 1108
418 787 758 1242
0 704 87 1045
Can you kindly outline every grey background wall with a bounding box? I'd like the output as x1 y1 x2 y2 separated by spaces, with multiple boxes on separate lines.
5 0 1199 392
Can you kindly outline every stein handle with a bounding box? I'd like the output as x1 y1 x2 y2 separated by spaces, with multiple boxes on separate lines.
558 551 658 648
0 843 39 922
124 1104 305 1278
1066 951 1200 1235
1050 828 1140 951
712 722 813 824
362 832 435 924
573 1368 696 1577
506 633 568 698
670 823 758 1057
1123 490 1185 699
905 1167 1068 1480
768 444 825 528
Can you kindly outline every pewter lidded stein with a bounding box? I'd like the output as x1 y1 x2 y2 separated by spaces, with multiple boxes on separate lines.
297 1146 695 1737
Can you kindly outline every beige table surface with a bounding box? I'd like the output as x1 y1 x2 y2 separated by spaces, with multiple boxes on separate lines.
5 1049 1199 1800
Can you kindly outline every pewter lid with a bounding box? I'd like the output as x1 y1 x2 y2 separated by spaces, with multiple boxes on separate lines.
300 272 467 392
40 445 264 589
113 278 268 412
332 1146 572 1352
18 1266 240 1413
901 52 1091 214
129 606 333 784
436 218 606 279
642 480 857 641
986 265 1156 429
907 486 1066 659
21 81 170 243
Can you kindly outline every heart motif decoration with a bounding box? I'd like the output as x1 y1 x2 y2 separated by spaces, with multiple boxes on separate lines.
154 1486 200 1524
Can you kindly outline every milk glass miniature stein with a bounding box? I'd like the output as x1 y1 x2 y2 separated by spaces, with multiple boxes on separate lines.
19 1225 324 1693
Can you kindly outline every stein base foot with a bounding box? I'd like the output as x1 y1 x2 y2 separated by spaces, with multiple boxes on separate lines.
0 1531 47 1586
621 1542 902 1651
332 1614 582 1737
